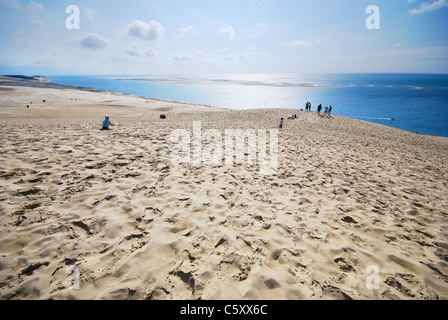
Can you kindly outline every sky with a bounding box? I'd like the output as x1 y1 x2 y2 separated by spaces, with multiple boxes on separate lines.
0 0 447 75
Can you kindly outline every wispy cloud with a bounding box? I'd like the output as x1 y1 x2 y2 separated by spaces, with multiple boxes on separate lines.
127 46 155 57
180 25 199 37
1 0 43 14
127 47 140 57
174 54 193 62
286 40 319 47
409 0 448 15
26 0 42 12
220 26 235 41
223 51 267 63
30 19 44 28
84 8 98 22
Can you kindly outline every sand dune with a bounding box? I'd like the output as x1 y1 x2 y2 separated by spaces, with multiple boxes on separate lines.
0 80 447 300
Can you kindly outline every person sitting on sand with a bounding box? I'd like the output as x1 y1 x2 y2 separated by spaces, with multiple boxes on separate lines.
101 115 115 130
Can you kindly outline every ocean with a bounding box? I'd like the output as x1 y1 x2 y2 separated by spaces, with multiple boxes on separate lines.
49 73 448 137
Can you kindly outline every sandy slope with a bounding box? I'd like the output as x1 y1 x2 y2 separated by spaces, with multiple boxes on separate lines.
0 80 447 300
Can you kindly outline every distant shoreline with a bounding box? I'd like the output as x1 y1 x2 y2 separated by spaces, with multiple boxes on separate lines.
112 76 335 88
0 75 117 92
0 75 224 111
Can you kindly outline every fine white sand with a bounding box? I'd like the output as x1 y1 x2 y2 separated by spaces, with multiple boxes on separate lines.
0 77 447 300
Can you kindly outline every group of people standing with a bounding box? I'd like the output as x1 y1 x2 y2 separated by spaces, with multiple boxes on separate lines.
306 102 332 114
279 102 334 129
305 101 312 111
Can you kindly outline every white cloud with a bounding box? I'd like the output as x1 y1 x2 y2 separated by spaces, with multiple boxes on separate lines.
223 51 267 62
172 52 210 67
127 46 156 57
255 22 267 28
30 19 44 28
80 33 108 49
286 40 317 47
174 54 193 62
127 20 164 41
1 0 43 13
220 26 235 40
84 9 98 22
180 25 199 37
26 0 42 12
127 46 141 57
145 49 155 57
409 0 448 15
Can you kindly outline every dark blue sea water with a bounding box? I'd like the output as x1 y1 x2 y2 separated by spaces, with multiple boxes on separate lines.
49 73 448 137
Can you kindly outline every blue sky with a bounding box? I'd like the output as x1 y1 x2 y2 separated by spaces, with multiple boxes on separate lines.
0 0 447 75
